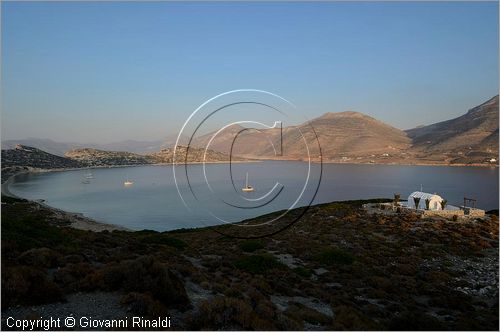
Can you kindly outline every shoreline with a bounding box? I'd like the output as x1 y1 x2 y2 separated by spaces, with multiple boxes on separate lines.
321 160 499 168
0 161 259 233
2 170 129 233
2 160 498 233
233 155 499 168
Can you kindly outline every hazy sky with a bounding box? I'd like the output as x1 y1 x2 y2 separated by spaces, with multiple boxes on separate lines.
2 1 498 143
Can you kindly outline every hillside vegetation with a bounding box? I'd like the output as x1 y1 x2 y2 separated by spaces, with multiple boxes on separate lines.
1 196 498 330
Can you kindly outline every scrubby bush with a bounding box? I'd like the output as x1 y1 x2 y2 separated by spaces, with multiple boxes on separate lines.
317 248 355 266
85 256 190 309
234 254 285 274
389 311 444 330
53 262 94 292
331 305 379 330
187 296 283 330
139 233 187 249
187 296 256 329
18 247 63 268
239 240 264 252
285 303 332 326
121 292 169 317
293 266 312 278
2 266 64 308
2 215 71 251
394 193 401 206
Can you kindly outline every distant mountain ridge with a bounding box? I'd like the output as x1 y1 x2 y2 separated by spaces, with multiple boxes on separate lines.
1 134 186 156
1 144 237 182
64 146 238 166
191 111 411 161
2 145 82 170
406 95 498 164
1 144 83 181
64 148 155 166
3 96 498 165
191 96 498 165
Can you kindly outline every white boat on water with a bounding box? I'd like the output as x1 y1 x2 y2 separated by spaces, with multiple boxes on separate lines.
124 175 134 186
85 169 94 179
242 172 254 192
82 170 92 183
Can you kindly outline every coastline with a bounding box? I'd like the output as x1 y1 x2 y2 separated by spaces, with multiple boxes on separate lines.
320 160 499 168
1 170 129 233
2 159 497 233
0 160 259 233
236 155 499 168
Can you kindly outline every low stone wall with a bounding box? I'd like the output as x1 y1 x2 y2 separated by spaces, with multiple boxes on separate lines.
364 203 486 220
421 209 464 218
463 208 486 218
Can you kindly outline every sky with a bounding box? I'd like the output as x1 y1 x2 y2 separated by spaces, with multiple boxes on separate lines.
1 1 498 143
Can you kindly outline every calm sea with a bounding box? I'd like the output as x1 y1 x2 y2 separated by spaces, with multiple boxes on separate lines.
8 161 499 231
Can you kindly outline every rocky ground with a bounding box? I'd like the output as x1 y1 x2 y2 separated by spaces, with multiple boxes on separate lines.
1 196 498 330
1 145 82 170
1 145 242 180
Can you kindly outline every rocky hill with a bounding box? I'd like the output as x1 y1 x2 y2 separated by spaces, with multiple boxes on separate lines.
64 148 155 166
192 111 412 162
150 145 241 163
191 124 280 158
190 97 498 165
406 95 499 164
4 97 498 166
64 146 236 166
1 144 237 182
2 134 186 156
1 145 83 181
297 111 411 160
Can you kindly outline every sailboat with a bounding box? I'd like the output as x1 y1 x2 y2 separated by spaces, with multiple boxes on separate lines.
81 170 91 184
242 172 254 192
124 174 134 187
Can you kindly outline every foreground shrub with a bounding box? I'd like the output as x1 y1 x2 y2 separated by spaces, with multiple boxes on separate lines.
317 248 355 266
233 254 285 274
53 262 95 292
121 292 169 317
293 266 312 278
18 247 63 268
186 296 294 330
285 302 332 325
2 215 70 251
85 256 190 309
239 240 264 252
139 233 187 249
388 311 444 330
189 296 257 329
2 266 64 308
331 305 380 330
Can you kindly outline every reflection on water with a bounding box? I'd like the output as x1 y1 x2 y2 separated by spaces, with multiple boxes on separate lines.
8 162 499 231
